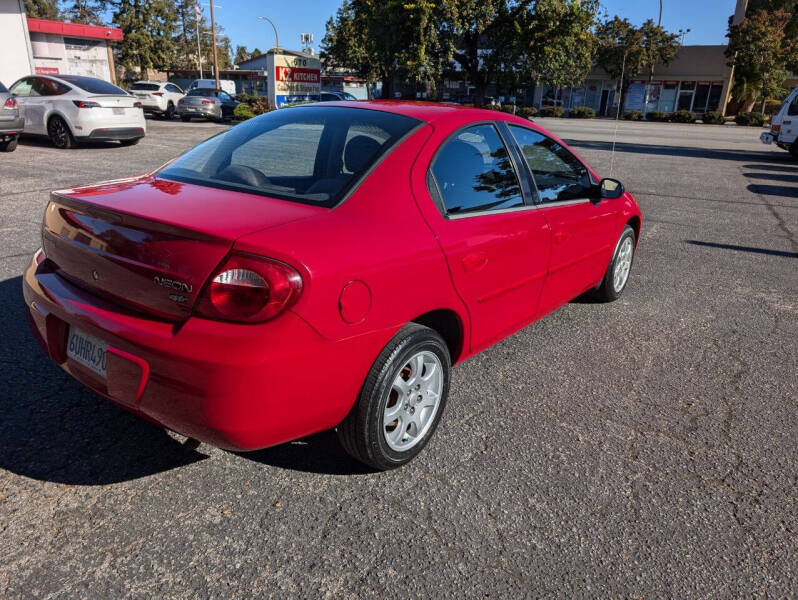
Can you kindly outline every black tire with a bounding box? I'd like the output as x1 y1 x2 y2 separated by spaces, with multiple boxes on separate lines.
0 137 18 152
48 116 75 149
790 142 798 159
119 137 141 147
165 102 175 119
180 115 192 122
592 224 636 302
337 323 451 470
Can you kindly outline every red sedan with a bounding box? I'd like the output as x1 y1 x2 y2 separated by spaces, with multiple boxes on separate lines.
23 101 641 469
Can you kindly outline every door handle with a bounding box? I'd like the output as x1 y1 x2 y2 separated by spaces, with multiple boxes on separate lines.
462 251 488 272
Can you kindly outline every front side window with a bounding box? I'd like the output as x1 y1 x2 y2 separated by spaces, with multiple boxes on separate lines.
57 75 127 95
509 125 593 203
789 96 798 116
10 78 35 97
166 84 182 94
430 124 523 216
159 106 419 207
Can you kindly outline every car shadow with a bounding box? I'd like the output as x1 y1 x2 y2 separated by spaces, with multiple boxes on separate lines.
18 136 123 150
685 240 798 258
565 139 790 164
743 171 798 184
747 183 798 198
742 163 798 172
0 275 207 486
240 430 376 476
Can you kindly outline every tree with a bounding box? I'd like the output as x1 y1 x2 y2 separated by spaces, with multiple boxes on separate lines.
727 8 796 113
24 0 62 20
112 0 177 75
234 45 250 65
62 0 107 24
595 17 680 113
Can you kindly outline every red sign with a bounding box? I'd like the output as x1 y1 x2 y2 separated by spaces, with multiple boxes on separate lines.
35 66 60 75
275 66 320 83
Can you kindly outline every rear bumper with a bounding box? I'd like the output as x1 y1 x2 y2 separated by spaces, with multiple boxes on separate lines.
177 105 220 119
761 132 775 145
83 127 145 141
0 116 24 136
22 254 382 451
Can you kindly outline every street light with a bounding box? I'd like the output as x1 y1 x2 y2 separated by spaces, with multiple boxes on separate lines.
258 16 280 52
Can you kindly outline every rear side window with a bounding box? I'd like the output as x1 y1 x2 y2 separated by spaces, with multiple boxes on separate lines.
0 82 7 93
789 96 798 117
33 78 70 96
57 75 127 95
159 106 419 207
166 84 182 93
131 83 160 91
509 125 593 203
430 124 523 216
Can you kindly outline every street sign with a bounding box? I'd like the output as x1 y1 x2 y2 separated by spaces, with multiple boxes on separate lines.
266 52 321 108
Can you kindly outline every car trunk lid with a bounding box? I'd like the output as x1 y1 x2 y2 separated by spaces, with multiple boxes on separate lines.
41 176 325 321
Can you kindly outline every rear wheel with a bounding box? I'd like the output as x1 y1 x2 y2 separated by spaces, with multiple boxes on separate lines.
165 102 175 119
790 141 798 159
337 323 450 470
0 137 18 152
592 225 636 302
48 116 75 149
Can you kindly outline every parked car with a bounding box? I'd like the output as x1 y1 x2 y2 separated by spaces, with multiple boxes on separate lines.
320 90 358 101
129 80 185 119
177 88 239 122
23 102 641 469
8 74 145 149
761 85 798 158
188 78 237 98
0 80 24 152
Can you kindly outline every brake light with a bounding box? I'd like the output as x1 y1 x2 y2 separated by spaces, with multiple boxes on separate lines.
134 102 143 108
153 92 164 96
3 97 17 110
72 100 101 108
772 124 781 133
201 99 214 105
195 253 303 323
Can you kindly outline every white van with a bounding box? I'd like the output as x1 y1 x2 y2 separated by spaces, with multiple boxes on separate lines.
188 78 237 98
761 85 798 158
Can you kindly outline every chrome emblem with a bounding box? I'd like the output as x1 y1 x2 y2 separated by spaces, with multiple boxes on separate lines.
154 276 193 293
92 270 99 280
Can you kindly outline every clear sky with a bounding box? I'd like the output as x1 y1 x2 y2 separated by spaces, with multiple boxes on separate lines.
212 0 739 57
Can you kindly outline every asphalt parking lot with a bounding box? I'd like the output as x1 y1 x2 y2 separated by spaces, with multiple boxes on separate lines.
1 115 796 598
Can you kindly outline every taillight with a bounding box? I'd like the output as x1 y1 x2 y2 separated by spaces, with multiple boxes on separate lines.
201 99 214 105
772 124 781 133
195 253 303 323
153 92 164 96
133 102 143 108
3 97 17 110
73 100 101 108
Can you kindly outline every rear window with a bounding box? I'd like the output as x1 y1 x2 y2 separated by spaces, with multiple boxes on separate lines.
130 83 160 91
159 106 419 208
57 75 127 95
0 81 7 93
187 88 217 97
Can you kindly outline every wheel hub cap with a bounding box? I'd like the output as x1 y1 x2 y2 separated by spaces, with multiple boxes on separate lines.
613 237 634 292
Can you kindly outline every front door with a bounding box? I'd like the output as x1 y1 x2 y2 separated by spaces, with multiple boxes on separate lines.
506 124 619 315
424 123 551 352
10 77 46 134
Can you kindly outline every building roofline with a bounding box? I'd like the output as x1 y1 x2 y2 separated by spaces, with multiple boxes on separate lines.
26 18 124 41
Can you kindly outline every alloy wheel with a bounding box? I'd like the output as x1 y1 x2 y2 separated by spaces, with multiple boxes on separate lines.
613 237 634 292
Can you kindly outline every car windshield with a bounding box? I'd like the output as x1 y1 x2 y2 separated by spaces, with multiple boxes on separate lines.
341 92 358 101
187 88 217 97
131 83 160 91
159 106 420 208
57 75 127 95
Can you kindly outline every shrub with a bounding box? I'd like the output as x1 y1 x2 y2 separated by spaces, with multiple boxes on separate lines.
233 103 255 120
735 111 766 126
517 106 538 119
701 111 725 124
624 110 643 121
672 109 697 123
646 110 670 122
500 104 518 114
249 98 272 115
569 106 595 119
539 105 565 118
764 99 782 115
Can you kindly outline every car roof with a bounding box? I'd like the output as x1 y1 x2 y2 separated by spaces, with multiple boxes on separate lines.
316 100 526 126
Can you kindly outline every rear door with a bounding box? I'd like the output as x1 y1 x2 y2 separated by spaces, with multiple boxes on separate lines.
424 123 551 352
507 125 619 315
10 77 45 134
781 93 798 144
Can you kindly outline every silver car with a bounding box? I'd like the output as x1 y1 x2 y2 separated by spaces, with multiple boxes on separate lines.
0 80 24 152
177 88 239 122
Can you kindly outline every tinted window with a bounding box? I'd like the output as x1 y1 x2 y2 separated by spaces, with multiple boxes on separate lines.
33 77 69 96
131 83 160 91
218 92 232 102
166 84 182 93
159 106 419 207
341 92 358 101
187 88 217 97
431 124 523 215
321 93 338 101
789 96 798 117
10 78 34 97
57 75 127 95
0 81 7 93
509 125 593 203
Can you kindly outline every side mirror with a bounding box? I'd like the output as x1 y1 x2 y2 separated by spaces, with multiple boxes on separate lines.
599 178 625 200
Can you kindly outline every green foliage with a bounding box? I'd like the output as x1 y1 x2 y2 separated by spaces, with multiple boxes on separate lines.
517 106 538 118
727 9 796 112
62 0 105 24
765 99 783 115
233 104 256 121
539 105 565 117
646 110 670 122
735 112 767 126
113 0 177 74
569 106 595 118
169 0 233 73
701 111 726 124
24 0 61 20
624 110 643 121
672 109 697 123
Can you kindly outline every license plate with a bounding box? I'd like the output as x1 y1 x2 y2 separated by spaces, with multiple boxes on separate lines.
113 107 125 115
187 107 197 111
67 327 108 378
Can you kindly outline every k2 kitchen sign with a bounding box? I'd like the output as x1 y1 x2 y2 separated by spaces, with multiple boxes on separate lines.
266 52 322 108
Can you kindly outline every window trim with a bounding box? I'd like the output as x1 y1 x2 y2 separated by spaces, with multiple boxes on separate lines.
505 123 599 207
426 120 533 220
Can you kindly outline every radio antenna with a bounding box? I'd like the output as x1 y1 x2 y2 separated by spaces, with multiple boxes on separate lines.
609 49 627 178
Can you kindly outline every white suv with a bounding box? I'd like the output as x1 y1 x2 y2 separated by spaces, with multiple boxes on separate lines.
129 81 185 119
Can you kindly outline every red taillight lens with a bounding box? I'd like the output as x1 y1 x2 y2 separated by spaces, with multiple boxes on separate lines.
3 97 17 110
195 254 303 323
201 99 214 105
152 92 164 96
72 100 101 108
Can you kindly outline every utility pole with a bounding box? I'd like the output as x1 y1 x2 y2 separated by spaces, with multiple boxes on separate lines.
210 1 220 89
645 0 663 115
194 3 204 78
